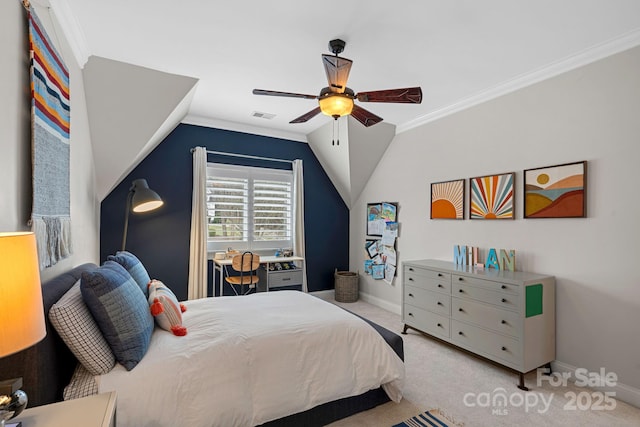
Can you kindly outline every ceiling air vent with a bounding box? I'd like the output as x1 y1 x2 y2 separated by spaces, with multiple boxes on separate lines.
252 111 276 120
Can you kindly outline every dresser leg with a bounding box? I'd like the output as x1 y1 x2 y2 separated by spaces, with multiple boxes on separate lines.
401 324 409 335
517 372 529 391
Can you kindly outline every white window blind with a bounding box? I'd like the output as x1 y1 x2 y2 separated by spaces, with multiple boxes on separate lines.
206 163 293 251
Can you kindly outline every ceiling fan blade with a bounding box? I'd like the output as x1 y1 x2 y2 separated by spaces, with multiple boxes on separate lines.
322 54 353 93
350 105 383 127
290 107 322 124
253 89 317 100
356 87 422 104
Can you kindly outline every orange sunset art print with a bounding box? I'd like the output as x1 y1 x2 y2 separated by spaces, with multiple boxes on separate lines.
524 161 586 218
431 179 464 219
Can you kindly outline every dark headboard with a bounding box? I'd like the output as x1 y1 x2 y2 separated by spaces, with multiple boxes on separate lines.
0 263 97 407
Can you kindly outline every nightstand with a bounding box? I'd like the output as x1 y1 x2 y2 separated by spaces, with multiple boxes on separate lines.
13 392 116 427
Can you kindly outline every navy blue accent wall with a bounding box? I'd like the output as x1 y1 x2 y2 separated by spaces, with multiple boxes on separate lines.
100 124 349 300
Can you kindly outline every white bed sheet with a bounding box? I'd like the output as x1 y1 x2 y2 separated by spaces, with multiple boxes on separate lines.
96 291 404 426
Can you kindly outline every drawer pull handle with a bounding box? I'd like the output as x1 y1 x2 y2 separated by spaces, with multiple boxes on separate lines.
458 289 464 293
501 320 507 324
437 302 443 306
409 278 414 281
501 298 507 303
458 308 464 312
408 293 414 297
408 312 414 317
437 273 443 277
501 285 507 289
437 323 442 327
458 331 464 336
458 277 464 281
409 268 414 271
282 278 290 281
501 346 507 351
437 284 443 288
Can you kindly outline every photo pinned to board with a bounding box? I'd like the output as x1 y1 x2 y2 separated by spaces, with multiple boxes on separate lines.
364 202 399 284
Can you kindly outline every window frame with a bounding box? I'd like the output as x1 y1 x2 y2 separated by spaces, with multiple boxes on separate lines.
206 162 293 253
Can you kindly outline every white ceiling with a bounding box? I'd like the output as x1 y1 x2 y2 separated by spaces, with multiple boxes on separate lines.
56 0 640 141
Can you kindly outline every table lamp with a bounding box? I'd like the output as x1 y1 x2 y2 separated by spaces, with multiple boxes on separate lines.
0 232 46 425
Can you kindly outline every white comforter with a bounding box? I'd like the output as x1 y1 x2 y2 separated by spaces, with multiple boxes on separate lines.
96 291 404 426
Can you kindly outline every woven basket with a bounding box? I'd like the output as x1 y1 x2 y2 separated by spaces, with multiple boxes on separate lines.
334 270 359 303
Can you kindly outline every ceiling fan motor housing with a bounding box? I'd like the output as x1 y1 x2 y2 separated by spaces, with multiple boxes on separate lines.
329 39 346 55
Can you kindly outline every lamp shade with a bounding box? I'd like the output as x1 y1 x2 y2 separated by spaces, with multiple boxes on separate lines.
130 179 164 213
0 232 46 358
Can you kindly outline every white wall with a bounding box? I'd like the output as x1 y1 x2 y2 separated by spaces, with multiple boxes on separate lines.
0 1 99 281
352 46 640 399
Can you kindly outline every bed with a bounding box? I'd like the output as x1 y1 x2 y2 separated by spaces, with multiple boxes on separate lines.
0 261 405 426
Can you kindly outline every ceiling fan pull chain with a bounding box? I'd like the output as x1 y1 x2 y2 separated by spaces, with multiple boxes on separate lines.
331 120 335 145
336 118 340 145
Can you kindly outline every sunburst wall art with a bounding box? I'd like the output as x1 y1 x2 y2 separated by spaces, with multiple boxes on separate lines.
431 179 464 219
524 161 586 218
470 172 515 220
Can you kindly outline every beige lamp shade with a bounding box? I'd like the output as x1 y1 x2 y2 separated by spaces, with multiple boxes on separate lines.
0 232 46 357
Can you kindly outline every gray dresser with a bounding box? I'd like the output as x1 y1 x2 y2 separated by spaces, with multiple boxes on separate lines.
402 259 555 389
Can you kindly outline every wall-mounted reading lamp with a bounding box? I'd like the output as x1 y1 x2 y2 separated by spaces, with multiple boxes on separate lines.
121 179 164 251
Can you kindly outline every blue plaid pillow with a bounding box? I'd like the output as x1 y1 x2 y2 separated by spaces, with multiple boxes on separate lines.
107 251 151 297
81 261 154 370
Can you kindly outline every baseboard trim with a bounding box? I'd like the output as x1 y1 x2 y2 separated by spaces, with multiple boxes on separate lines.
357 292 402 315
552 361 640 409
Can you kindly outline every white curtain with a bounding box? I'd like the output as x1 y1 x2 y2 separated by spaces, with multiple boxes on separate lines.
188 147 208 300
292 159 308 292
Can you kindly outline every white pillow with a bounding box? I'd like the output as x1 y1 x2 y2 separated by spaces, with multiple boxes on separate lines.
148 279 187 336
49 280 116 375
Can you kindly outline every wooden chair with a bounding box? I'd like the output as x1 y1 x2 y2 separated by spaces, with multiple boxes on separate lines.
224 252 260 295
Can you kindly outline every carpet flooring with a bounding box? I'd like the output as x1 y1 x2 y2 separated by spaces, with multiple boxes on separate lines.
329 298 640 427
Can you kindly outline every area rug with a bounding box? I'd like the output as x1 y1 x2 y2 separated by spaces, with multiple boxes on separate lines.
392 408 464 427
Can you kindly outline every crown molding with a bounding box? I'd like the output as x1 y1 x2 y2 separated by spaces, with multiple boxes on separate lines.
397 28 640 134
48 0 90 68
182 114 308 143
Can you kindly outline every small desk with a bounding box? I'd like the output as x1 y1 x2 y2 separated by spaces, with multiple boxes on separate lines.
213 255 305 296
14 391 116 427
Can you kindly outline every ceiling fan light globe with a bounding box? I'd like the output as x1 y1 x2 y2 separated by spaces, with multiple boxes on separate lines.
318 94 354 118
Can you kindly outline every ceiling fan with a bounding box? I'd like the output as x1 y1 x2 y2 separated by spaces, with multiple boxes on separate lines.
252 39 422 127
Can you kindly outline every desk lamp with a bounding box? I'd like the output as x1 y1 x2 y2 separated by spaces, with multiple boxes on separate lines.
0 232 46 425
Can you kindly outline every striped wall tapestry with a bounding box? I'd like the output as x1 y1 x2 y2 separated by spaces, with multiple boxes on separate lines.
29 6 72 268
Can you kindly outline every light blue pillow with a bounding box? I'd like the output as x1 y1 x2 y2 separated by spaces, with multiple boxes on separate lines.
107 251 151 297
81 261 154 371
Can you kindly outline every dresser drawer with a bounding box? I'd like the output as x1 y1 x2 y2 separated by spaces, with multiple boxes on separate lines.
404 285 450 316
451 297 520 337
451 320 521 366
404 268 451 293
453 282 519 311
452 274 519 294
404 304 450 339
268 269 303 288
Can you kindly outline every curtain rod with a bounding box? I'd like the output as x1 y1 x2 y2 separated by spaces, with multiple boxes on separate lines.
191 148 293 165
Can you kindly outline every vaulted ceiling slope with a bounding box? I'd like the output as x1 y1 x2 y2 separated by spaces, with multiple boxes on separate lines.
83 57 198 200
50 0 640 202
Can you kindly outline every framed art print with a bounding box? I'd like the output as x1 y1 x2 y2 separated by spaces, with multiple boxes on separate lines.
469 172 515 219
431 179 464 219
524 161 586 218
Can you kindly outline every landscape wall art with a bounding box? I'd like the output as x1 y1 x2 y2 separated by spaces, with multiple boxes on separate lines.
524 161 586 218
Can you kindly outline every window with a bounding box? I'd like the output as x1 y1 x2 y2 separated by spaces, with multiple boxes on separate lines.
206 163 293 252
